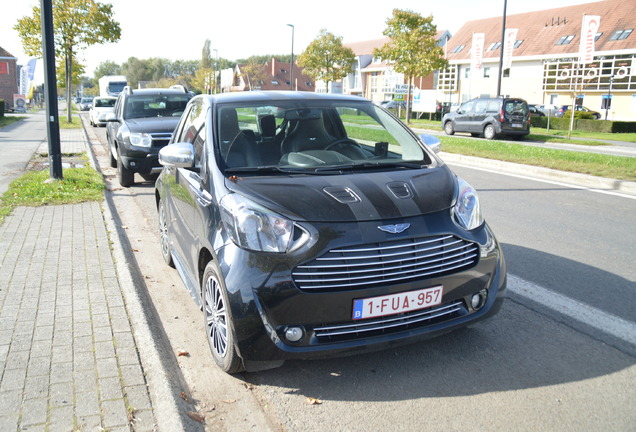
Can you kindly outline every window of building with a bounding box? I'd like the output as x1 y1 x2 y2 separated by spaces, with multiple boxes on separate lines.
610 29 633 41
594 32 603 41
488 42 501 51
484 67 491 78
514 40 524 48
464 67 471 78
503 68 510 78
451 45 465 53
280 68 287 74
556 35 575 45
272 80 279 85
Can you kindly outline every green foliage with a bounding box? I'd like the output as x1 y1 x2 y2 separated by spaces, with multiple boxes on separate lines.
241 60 269 90
297 29 356 89
94 60 122 80
374 9 448 121
530 116 636 133
0 99 4 117
14 0 121 122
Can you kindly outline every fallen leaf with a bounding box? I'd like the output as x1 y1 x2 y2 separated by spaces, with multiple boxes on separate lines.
186 411 205 423
243 383 254 390
306 397 322 405
177 350 190 357
121 225 128 229
180 392 189 402
132 248 139 252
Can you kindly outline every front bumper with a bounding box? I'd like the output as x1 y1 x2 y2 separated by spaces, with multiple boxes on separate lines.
214 213 506 371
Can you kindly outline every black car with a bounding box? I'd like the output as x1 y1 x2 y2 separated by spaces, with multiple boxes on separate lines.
528 104 545 117
105 85 193 186
156 91 506 373
442 97 530 140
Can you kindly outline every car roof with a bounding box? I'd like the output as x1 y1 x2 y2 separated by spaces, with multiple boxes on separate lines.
194 91 369 105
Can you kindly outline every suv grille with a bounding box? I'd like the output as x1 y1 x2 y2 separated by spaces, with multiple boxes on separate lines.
313 300 466 342
293 234 479 292
150 132 173 148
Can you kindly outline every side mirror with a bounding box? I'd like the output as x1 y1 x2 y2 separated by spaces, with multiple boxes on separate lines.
419 134 441 154
159 142 195 168
103 112 118 122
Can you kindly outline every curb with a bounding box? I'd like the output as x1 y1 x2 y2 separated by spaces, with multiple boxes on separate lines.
440 152 636 196
80 121 192 431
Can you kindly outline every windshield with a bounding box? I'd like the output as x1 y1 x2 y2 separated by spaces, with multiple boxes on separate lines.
216 100 434 174
94 98 116 108
124 94 191 119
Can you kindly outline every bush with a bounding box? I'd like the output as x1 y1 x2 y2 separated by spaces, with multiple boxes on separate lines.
0 99 4 117
530 115 636 133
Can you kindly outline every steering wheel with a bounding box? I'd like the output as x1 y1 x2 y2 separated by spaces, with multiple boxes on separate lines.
325 138 364 152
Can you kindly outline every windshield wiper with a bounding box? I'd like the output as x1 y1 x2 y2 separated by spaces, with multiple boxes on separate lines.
224 166 306 174
314 161 426 172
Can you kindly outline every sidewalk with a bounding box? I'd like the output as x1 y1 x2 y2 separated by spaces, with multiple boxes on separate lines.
0 127 180 431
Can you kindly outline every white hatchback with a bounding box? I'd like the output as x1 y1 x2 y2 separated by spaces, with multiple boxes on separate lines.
89 96 117 127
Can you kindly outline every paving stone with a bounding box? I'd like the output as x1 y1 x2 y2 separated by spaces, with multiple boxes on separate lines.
20 397 48 426
48 405 74 430
49 381 73 407
120 364 146 387
75 390 100 417
101 398 129 429
100 376 124 400
23 374 50 399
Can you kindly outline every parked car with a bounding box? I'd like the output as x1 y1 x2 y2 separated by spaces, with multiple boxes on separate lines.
528 104 545 117
77 97 93 111
104 85 193 187
155 91 507 373
442 97 530 140
555 105 602 119
89 96 116 127
379 100 406 109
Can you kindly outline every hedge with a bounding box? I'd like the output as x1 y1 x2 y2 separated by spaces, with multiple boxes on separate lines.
0 99 4 117
531 115 636 133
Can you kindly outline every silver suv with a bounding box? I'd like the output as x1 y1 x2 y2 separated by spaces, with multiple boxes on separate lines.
442 97 530 140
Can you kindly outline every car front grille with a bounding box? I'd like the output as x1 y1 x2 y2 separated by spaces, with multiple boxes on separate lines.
150 132 173 148
292 234 479 292
313 300 466 342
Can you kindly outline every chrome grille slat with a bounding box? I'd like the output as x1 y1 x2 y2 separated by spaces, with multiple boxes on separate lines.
314 300 465 339
299 242 473 270
295 253 478 283
293 234 479 292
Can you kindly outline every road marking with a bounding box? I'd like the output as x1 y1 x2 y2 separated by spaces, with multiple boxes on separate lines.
508 274 636 347
446 160 636 200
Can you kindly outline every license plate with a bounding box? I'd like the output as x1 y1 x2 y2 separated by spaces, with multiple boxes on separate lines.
511 123 522 128
352 286 443 320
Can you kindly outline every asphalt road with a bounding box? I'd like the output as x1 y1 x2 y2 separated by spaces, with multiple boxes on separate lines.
86 118 636 431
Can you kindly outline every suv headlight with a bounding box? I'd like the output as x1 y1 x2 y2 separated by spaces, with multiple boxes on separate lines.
452 177 484 230
125 131 152 148
220 194 295 253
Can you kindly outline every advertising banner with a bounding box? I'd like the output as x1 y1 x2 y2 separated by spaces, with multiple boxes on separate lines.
471 33 485 74
579 15 600 64
503 28 518 70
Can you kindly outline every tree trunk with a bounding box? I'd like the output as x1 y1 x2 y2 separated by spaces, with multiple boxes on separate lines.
405 75 413 125
65 53 73 123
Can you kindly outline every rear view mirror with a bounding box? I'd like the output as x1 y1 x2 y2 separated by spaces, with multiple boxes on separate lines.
159 142 195 168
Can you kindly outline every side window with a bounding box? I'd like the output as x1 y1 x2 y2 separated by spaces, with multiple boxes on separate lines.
193 124 207 172
474 100 487 113
461 101 474 113
486 101 500 112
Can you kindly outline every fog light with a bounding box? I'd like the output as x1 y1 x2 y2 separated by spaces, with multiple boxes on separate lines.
285 326 304 343
471 290 487 310
129 161 137 167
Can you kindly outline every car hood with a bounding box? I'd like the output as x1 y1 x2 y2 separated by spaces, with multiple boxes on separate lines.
225 167 456 222
125 117 180 134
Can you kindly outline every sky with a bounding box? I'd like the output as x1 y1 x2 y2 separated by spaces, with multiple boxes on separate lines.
2 0 601 75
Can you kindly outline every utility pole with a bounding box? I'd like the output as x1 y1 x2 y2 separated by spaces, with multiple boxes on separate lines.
40 0 62 180
287 24 294 90
496 0 508 97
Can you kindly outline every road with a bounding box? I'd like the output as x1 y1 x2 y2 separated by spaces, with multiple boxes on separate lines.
86 117 635 431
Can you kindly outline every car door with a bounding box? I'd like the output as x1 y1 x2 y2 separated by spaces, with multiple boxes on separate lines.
166 100 208 284
470 99 489 133
453 100 474 133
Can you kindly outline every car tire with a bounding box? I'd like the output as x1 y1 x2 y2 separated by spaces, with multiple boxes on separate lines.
117 147 134 187
109 147 117 168
202 261 244 374
484 124 497 140
158 199 175 268
444 121 455 136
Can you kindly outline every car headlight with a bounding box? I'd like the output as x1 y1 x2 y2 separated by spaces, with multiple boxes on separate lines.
220 194 294 253
452 177 484 230
128 132 152 147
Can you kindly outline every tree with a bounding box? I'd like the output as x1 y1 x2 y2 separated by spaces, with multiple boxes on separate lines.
374 9 448 123
94 60 122 80
14 0 121 122
201 39 213 70
240 60 269 91
297 29 355 93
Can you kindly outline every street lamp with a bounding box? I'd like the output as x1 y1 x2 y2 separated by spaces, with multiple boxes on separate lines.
605 74 614 121
496 0 508 97
287 24 294 91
